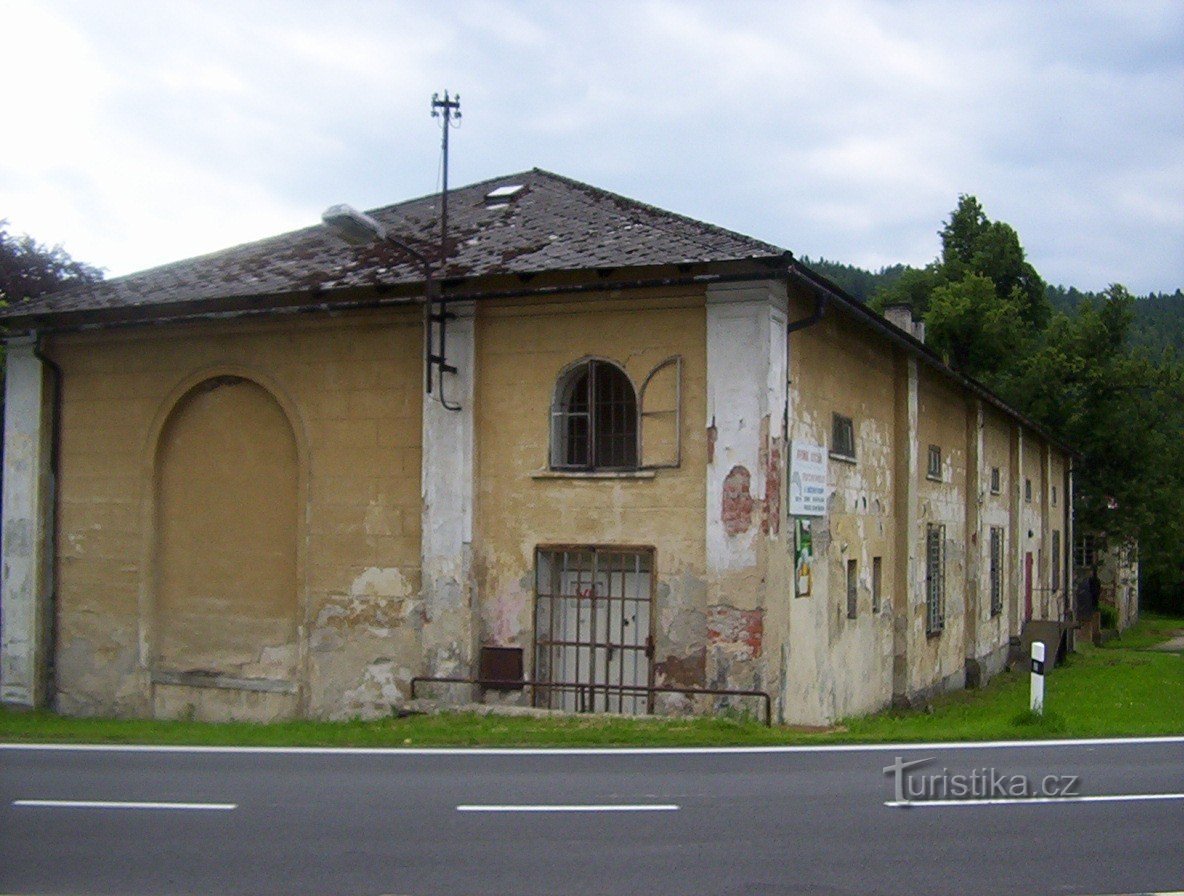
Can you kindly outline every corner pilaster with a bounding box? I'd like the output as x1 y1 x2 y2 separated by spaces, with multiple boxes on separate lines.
420 302 476 678
1 336 54 707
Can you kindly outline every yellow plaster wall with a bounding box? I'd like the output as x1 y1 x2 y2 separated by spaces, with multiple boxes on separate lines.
783 295 897 723
472 290 708 698
50 308 424 720
911 369 970 694
974 406 1015 658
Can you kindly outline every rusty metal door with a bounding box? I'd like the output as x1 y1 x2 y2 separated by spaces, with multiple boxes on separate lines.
534 548 654 715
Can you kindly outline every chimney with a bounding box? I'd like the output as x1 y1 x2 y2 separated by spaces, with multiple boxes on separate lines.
884 303 913 332
883 303 926 344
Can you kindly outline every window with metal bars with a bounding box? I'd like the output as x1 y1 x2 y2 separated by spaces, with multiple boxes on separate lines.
533 547 654 715
1052 530 1061 591
927 445 942 481
831 413 856 461
550 360 638 471
989 526 1004 616
846 558 858 619
926 523 945 634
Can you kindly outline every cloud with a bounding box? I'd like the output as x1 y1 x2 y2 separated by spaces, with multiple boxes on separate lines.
0 0 1179 292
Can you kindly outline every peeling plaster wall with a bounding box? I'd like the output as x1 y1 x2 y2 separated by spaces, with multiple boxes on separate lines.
908 371 970 698
46 309 424 721
0 339 54 707
783 299 896 725
1020 432 1047 620
705 281 787 707
472 290 708 705
967 405 1015 677
421 301 476 681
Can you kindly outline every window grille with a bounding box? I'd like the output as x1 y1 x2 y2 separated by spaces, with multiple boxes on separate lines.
1052 530 1061 591
872 556 882 614
1025 478 1032 502
927 445 942 480
990 466 1001 494
534 547 654 715
846 559 858 619
926 523 945 634
989 526 1004 616
831 414 856 461
550 360 638 471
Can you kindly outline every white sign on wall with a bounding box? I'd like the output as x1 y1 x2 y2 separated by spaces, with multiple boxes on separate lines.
789 441 827 517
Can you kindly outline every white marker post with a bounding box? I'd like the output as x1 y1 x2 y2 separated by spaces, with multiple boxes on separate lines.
1030 641 1046 715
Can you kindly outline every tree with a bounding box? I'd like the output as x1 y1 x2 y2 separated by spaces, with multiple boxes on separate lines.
871 195 1051 361
0 221 102 305
924 272 1028 378
1003 286 1184 612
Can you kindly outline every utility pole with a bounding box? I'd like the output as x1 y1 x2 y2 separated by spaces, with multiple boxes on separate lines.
431 91 461 264
428 91 461 409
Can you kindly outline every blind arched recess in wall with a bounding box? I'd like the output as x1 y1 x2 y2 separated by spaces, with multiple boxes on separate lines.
153 376 299 683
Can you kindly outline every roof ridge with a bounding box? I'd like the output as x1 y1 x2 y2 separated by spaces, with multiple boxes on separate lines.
528 168 787 259
363 169 542 218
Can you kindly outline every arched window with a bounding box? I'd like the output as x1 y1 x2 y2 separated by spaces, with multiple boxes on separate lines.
550 359 638 470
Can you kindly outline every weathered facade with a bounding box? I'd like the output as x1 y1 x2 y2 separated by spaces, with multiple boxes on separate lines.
0 169 1074 724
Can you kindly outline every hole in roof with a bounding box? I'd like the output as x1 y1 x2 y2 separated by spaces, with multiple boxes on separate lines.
485 184 524 203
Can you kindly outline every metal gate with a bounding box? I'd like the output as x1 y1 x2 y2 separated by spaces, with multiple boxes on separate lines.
533 547 654 715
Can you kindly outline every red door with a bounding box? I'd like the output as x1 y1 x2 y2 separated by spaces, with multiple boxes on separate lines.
1024 552 1034 620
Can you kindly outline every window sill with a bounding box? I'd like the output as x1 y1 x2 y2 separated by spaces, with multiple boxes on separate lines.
829 452 857 465
926 474 943 483
532 469 657 480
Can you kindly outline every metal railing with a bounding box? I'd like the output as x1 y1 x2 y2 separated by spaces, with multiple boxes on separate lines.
410 675 773 726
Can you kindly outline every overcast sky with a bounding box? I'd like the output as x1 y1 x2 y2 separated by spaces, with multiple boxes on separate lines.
2 0 1181 294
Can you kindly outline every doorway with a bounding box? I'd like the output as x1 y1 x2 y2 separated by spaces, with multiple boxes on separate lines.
533 547 654 714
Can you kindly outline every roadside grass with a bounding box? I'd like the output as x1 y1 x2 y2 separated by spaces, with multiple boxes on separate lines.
2 614 1180 748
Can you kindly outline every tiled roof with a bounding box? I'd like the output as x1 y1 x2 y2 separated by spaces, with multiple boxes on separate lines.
2 168 786 323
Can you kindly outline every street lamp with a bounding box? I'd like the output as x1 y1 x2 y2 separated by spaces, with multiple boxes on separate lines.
321 203 459 410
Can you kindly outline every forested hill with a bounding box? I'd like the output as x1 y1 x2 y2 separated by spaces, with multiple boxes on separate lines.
1046 286 1184 355
799 255 1184 355
796 256 909 304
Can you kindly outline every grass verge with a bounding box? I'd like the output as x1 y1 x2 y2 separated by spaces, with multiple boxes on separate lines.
2 615 1180 748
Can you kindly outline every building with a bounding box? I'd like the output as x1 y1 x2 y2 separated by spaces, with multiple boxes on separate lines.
0 169 1074 725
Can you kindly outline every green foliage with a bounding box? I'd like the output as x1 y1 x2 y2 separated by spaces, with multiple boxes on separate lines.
862 194 1184 613
939 195 1049 329
798 256 909 304
3 615 1180 745
869 265 939 316
925 272 1028 376
1099 604 1119 629
1049 284 1184 356
0 220 102 305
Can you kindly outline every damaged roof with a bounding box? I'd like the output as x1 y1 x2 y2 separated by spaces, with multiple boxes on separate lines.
1 168 786 326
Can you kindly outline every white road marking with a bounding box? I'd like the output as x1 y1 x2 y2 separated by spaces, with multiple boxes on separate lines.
885 792 1184 808
457 803 679 812
13 799 236 811
1 736 1182 756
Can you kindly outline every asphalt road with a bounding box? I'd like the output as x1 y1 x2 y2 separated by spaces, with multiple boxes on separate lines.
2 738 1182 896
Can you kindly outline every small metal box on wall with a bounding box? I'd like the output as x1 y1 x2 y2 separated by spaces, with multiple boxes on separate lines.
479 646 524 690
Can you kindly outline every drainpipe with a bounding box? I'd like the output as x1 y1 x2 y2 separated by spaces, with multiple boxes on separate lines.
786 263 829 333
31 332 62 708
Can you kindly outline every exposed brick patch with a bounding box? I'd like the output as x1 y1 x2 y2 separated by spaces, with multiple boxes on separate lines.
762 437 782 535
721 465 753 535
706 605 764 659
654 646 707 688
